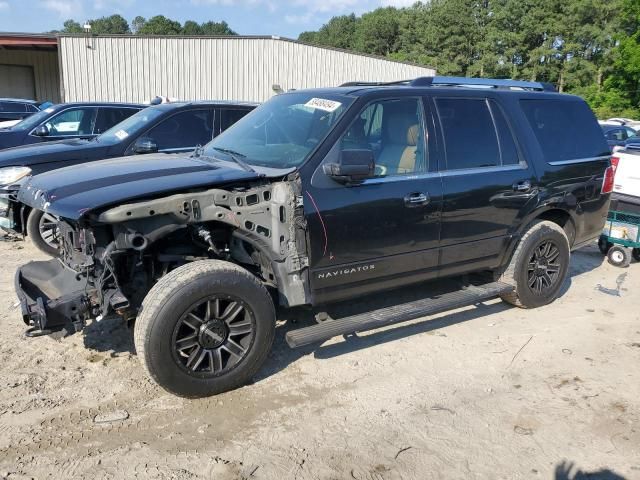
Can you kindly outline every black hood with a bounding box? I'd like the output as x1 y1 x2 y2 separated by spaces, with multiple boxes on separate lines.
0 138 108 168
18 153 262 220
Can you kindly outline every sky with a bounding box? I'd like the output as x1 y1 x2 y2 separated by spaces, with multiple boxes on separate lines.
0 0 415 38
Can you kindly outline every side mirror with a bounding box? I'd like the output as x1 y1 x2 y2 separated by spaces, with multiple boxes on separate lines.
133 137 158 154
323 149 375 184
33 125 50 137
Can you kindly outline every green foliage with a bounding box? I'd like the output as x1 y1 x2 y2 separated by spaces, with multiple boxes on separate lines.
298 0 639 118
136 15 182 35
57 15 237 37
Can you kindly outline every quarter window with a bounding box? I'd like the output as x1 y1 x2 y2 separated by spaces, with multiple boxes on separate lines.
339 98 427 177
520 99 608 163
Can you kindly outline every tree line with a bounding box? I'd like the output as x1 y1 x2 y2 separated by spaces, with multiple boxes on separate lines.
55 14 236 37
52 1 640 118
299 0 640 119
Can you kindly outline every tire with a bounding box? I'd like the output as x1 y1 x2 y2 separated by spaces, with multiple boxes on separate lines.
598 236 612 255
500 220 570 308
607 245 632 268
633 248 640 262
134 260 275 398
26 209 60 257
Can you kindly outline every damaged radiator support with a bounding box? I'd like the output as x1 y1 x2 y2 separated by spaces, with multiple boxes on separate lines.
96 175 311 307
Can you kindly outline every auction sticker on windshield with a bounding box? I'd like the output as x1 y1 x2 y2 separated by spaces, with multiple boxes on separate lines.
304 98 342 112
114 130 129 140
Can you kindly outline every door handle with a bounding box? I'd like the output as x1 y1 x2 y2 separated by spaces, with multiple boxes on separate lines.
404 192 430 207
513 180 532 192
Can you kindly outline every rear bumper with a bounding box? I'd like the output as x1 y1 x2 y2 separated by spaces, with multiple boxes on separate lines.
15 259 92 336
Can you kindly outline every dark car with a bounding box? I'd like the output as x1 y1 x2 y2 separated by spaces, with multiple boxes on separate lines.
0 101 256 255
0 98 54 123
601 123 638 151
0 102 144 150
15 77 612 398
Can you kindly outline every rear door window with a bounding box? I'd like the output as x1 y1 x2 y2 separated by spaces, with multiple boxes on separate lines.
218 108 251 136
436 98 500 170
93 107 139 134
520 99 609 163
145 109 214 151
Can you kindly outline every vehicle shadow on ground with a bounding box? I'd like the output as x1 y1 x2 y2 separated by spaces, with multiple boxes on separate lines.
256 278 513 381
557 245 606 299
258 247 608 381
82 315 135 354
554 460 626 479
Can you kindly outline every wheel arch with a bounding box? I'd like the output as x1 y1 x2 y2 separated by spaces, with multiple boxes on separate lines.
500 207 576 273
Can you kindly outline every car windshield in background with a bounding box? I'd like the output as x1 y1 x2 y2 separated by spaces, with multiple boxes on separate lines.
7 107 55 131
98 107 164 143
204 92 354 169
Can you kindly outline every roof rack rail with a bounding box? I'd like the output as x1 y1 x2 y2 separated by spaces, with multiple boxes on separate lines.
340 76 556 92
340 80 411 87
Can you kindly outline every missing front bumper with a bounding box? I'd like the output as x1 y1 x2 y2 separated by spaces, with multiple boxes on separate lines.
15 259 92 337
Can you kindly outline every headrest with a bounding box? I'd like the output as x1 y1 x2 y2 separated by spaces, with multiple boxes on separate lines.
407 124 419 146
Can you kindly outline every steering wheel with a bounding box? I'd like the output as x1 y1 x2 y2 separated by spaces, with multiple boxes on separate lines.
375 164 387 177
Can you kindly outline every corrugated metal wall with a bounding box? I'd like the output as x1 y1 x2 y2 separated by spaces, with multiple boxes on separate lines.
59 36 435 103
0 49 60 102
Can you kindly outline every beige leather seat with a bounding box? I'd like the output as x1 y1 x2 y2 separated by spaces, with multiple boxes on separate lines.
377 119 420 175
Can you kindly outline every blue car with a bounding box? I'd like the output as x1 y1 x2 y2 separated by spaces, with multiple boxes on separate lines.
0 102 144 150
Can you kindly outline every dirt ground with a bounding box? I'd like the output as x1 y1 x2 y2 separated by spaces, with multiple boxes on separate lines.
0 239 638 480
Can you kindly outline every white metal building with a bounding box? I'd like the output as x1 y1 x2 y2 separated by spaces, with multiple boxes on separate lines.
1 33 435 104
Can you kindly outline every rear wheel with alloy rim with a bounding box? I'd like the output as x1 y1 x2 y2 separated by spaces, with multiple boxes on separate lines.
26 209 60 256
135 260 275 398
500 220 570 308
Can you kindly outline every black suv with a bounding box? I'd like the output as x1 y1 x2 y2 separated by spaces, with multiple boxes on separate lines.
0 99 53 123
0 101 256 255
15 77 613 398
0 102 144 150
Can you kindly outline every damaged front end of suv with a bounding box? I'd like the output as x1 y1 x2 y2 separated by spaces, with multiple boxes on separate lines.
16 169 311 337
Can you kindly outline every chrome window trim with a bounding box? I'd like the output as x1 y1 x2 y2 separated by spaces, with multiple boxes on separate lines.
361 172 440 185
548 155 610 166
361 163 527 184
438 163 527 177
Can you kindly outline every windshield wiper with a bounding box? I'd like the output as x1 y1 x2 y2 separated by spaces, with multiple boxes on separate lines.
212 147 256 173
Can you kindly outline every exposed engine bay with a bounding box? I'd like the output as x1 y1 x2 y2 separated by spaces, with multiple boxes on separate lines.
17 174 310 335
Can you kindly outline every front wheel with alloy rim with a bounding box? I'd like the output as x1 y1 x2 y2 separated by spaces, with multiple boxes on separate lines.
26 209 60 256
134 260 275 398
500 220 570 308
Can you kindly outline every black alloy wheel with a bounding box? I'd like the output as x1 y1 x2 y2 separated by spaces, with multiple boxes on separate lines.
526 240 562 295
172 295 255 376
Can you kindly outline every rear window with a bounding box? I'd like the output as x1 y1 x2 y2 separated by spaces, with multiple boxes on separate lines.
520 99 608 163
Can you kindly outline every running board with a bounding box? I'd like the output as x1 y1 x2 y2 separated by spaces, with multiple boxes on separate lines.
285 281 514 348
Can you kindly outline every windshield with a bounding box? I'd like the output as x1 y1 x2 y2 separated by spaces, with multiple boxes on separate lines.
98 106 165 143
9 107 57 131
203 92 353 169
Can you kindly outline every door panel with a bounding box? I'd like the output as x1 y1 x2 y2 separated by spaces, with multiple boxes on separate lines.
438 167 535 274
434 96 536 274
306 96 443 303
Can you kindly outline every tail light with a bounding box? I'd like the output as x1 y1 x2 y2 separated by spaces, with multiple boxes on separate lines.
601 156 619 194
